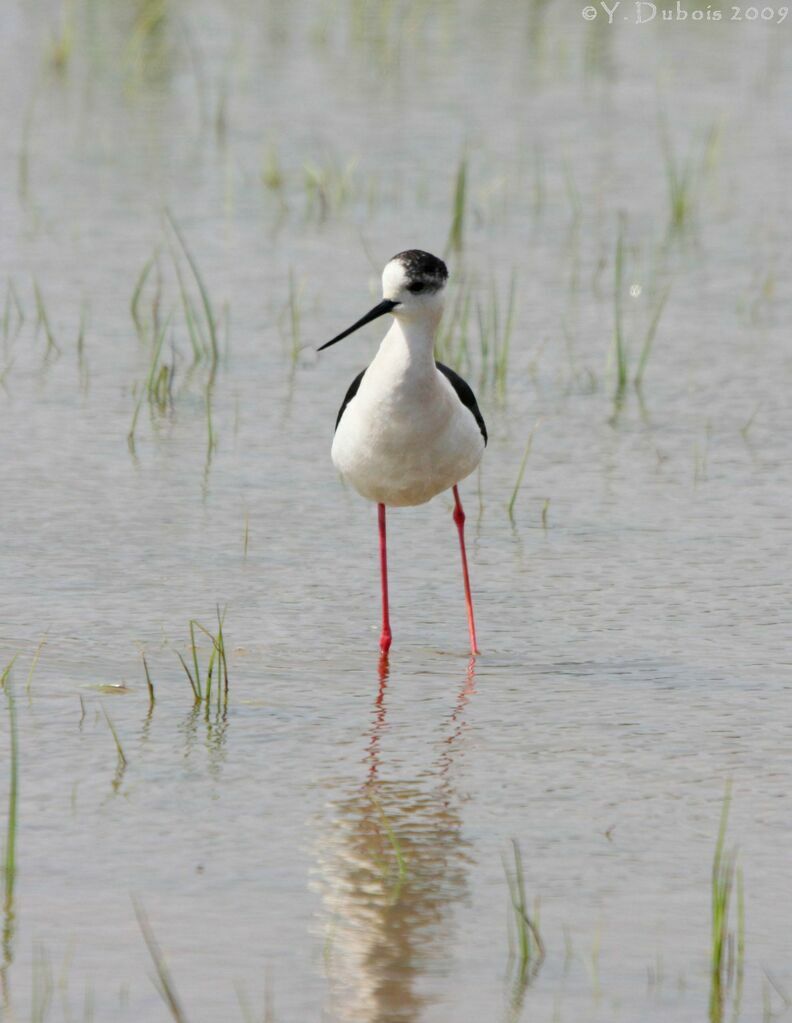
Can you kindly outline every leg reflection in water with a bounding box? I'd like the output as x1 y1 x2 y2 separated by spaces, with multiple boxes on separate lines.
314 657 477 1023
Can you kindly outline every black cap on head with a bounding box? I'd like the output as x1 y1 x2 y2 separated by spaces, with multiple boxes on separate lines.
391 249 448 290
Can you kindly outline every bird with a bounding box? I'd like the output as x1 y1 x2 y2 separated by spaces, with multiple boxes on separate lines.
319 249 487 658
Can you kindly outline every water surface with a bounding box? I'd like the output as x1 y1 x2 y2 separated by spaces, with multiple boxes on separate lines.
1 2 791 1020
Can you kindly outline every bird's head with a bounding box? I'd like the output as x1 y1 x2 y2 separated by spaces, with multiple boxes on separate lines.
381 249 448 321
318 249 448 352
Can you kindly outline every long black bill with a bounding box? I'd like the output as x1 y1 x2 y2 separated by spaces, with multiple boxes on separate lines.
318 299 398 352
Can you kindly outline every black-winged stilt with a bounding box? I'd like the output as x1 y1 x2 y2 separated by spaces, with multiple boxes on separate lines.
319 250 487 657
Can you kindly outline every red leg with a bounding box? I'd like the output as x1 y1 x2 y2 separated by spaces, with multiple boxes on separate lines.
452 485 480 656
378 503 392 656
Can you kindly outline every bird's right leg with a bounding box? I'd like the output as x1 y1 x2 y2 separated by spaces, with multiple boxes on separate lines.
378 503 392 656
452 485 480 656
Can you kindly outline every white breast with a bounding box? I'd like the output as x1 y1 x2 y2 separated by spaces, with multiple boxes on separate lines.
331 325 485 507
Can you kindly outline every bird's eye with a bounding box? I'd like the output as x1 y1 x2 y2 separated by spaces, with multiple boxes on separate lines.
407 281 425 294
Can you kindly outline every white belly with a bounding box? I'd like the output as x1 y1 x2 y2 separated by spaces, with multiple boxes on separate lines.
331 367 485 507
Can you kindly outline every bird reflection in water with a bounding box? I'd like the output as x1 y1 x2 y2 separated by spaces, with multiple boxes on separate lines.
315 656 477 1023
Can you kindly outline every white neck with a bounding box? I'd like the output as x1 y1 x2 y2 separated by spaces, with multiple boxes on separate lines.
377 312 440 370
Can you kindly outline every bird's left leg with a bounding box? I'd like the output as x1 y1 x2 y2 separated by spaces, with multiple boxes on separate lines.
452 485 480 656
378 503 392 656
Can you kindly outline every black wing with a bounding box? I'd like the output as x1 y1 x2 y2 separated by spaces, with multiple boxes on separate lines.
334 368 366 433
436 362 487 445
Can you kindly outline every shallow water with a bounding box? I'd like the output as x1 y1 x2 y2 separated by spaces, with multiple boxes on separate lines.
1 1 791 1021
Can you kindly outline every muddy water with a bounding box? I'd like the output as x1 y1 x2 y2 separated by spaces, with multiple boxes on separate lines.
1 1 791 1021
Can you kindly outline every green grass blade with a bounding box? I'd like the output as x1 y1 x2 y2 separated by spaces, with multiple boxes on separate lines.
133 897 190 1023
189 620 201 700
131 250 159 339
446 154 467 254
166 210 218 370
33 281 61 360
101 706 127 766
635 286 670 388
3 661 19 916
177 653 199 702
142 655 155 709
507 423 539 521
127 387 144 455
612 215 627 399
